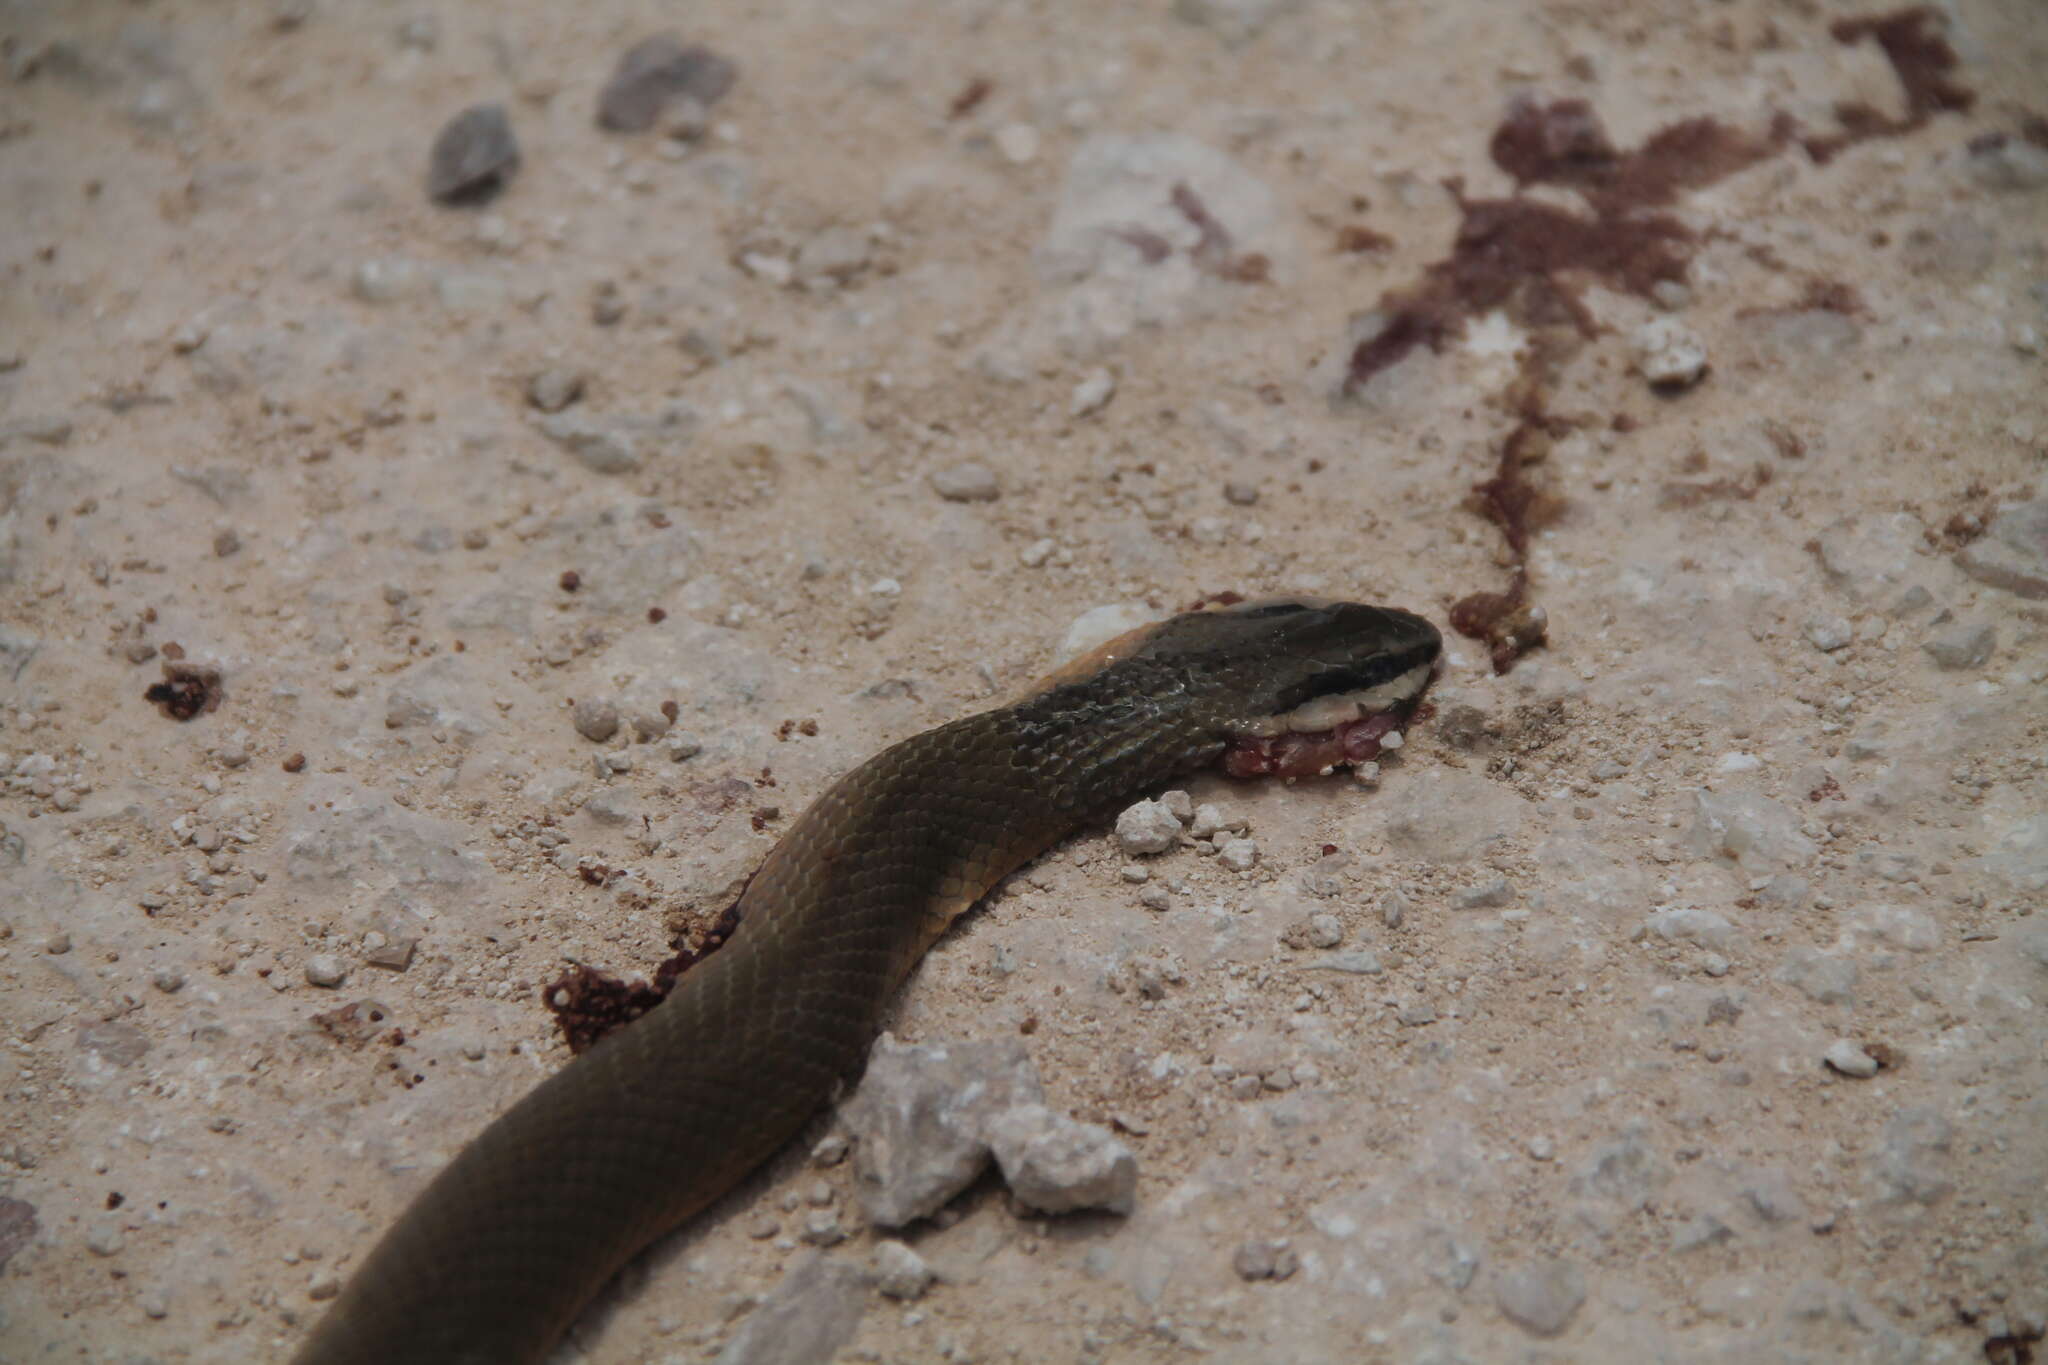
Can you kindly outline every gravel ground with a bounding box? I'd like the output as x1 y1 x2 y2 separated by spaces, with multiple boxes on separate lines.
1 1 2045 1362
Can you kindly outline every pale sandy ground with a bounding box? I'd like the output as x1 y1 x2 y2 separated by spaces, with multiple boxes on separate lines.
2 1 2046 1362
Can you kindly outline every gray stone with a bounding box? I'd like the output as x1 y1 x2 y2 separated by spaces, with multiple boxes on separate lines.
1070 367 1117 418
1980 815 2048 895
2018 925 2048 972
351 258 428 303
0 414 74 447
0 1197 35 1273
1232 1238 1300 1281
1823 1040 1879 1078
1420 1227 1480 1290
1776 947 1857 1005
426 103 518 205
1684 790 1815 876
75 1021 149 1068
1573 1128 1668 1209
597 36 736 133
1171 0 1300 46
929 463 1000 503
526 368 585 413
1922 622 1995 670
1452 877 1515 911
1374 770 1526 864
872 1240 933 1300
1852 904 1940 953
1671 1214 1733 1253
841 1033 1045 1228
1804 616 1854 652
540 413 640 474
1494 1259 1586 1338
985 1103 1137 1216
798 1210 846 1246
572 697 620 743
796 227 870 287
85 1219 123 1257
1739 1168 1806 1224
1305 913 1343 949
303 954 347 988
1303 950 1383 976
283 778 486 889
712 1255 869 1365
1216 837 1260 872
1967 132 2048 191
1647 906 1737 952
1874 1107 1953 1205
1957 498 2048 599
1115 799 1182 856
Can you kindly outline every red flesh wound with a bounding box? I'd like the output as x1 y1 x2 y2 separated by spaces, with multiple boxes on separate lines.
1222 708 1407 779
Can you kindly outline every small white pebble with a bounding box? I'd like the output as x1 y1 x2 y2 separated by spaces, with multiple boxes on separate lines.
1378 730 1404 751
994 122 1040 164
304 955 347 988
1069 367 1116 418
1823 1039 1879 1078
1635 317 1709 388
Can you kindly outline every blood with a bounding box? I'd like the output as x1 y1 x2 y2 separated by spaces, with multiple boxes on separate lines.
1221 707 1408 779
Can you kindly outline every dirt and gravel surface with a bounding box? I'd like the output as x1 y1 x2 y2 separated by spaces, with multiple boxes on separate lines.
2 1 2045 1362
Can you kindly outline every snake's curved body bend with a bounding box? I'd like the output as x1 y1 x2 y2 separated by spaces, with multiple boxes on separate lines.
293 599 1440 1364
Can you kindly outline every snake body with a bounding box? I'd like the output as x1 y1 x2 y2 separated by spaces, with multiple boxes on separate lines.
293 599 1440 1364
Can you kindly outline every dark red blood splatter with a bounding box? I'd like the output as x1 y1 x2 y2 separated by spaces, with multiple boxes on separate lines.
1805 8 1975 163
543 900 745 1054
1345 100 1784 395
143 661 223 720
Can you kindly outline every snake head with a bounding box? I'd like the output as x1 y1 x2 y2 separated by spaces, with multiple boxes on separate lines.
1134 597 1442 778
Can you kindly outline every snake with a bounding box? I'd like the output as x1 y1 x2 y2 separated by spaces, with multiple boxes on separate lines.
292 597 1441 1364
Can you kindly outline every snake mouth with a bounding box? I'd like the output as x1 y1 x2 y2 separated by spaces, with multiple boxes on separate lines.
1221 660 1435 779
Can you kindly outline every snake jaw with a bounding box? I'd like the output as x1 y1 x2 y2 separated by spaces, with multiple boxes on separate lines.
1220 656 1437 779
1220 699 1420 779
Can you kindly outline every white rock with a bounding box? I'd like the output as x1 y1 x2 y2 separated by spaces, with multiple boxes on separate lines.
1069 367 1116 418
1055 604 1161 664
1646 906 1736 952
1494 1259 1586 1337
994 123 1040 164
872 1240 934 1300
1804 616 1854 652
839 1034 1045 1228
1822 1040 1879 1078
1216 837 1260 871
985 1103 1137 1215
929 464 1000 503
1115 800 1182 856
1635 318 1708 388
